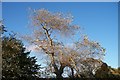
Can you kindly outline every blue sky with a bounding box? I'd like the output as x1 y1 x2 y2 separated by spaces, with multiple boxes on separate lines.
2 0 120 2
0 3 2 19
3 2 118 68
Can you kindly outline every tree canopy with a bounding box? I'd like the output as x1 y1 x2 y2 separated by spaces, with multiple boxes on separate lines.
2 25 40 79
22 9 106 78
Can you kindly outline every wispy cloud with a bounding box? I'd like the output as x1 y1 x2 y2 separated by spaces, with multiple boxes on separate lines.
25 45 41 53
65 43 76 49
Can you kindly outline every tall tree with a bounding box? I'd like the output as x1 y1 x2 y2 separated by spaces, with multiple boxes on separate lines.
2 31 40 79
23 9 105 78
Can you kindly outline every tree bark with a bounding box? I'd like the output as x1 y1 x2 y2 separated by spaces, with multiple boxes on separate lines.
41 25 65 78
71 68 74 78
55 65 65 78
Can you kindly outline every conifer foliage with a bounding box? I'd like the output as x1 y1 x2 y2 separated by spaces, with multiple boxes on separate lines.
1 25 40 79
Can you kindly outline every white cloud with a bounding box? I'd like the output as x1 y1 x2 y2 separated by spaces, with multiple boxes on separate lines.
65 43 76 49
25 45 41 53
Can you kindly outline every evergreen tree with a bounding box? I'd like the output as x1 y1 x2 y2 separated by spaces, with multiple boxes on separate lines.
2 32 40 79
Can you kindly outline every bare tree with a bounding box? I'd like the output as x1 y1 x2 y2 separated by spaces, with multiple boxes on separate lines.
23 9 105 78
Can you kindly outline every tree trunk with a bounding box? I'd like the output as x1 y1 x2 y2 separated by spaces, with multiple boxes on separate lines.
71 68 74 78
56 73 63 78
55 65 65 78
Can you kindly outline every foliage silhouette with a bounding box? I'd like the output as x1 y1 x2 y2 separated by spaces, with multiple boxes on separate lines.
2 26 40 79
